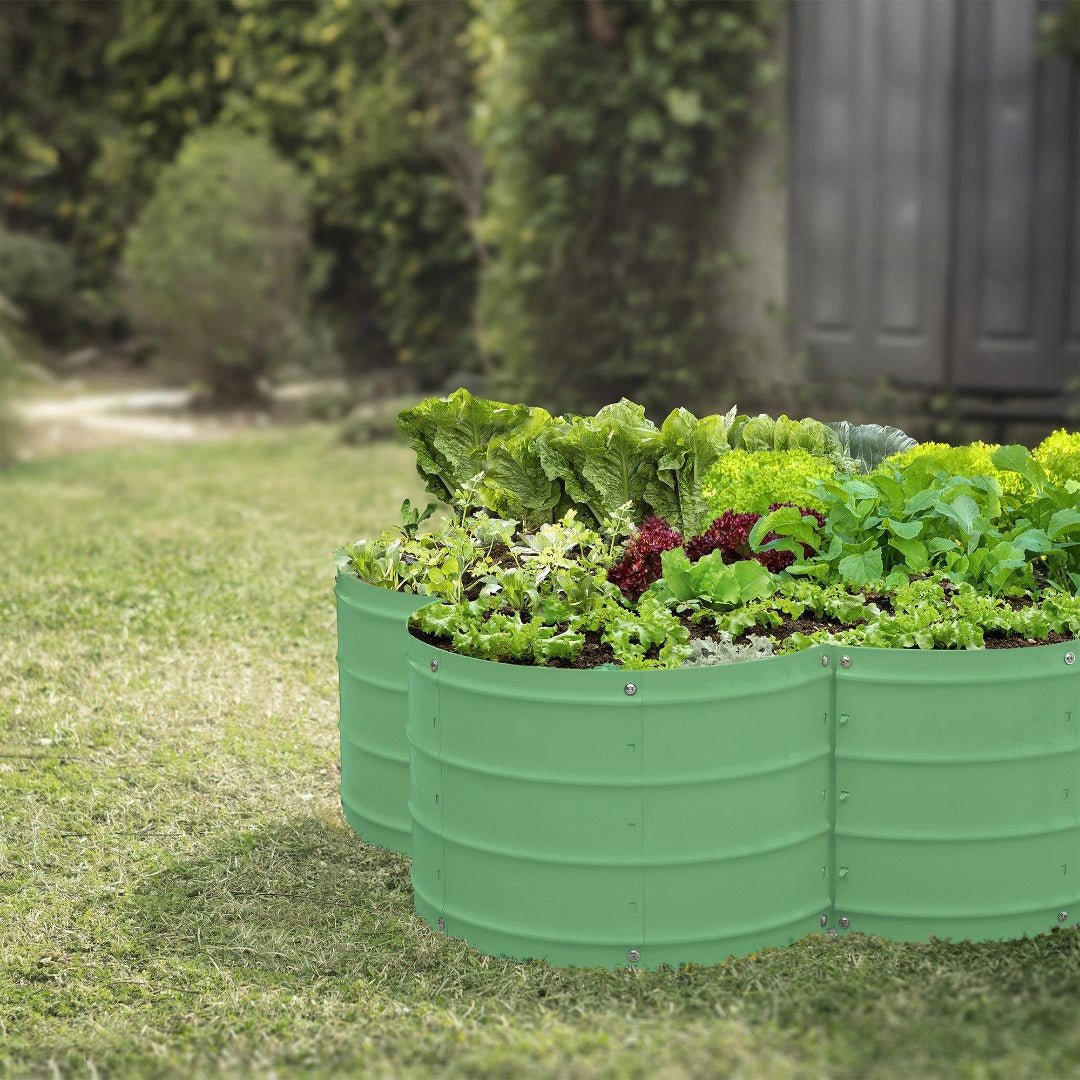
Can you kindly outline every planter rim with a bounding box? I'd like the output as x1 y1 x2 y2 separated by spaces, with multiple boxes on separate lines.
335 568 429 609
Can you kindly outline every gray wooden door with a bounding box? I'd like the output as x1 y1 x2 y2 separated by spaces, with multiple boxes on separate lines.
791 0 1080 397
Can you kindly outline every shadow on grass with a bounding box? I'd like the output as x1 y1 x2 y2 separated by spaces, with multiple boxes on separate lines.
122 813 449 992
123 810 1080 1046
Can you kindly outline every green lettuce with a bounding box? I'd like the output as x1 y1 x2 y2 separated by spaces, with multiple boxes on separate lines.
537 399 661 525
729 413 844 461
397 388 531 505
644 406 734 535
653 546 774 607
481 406 566 526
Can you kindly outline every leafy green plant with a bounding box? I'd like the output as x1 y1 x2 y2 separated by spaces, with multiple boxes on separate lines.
643 407 735 536
751 453 1080 595
122 126 313 405
1033 429 1080 487
701 448 836 515
826 420 918 473
397 388 533 506
884 442 1027 499
537 399 661 526
728 414 844 460
779 578 1080 653
651 547 774 608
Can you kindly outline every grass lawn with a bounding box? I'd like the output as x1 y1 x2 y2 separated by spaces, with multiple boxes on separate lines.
2 427 1078 1078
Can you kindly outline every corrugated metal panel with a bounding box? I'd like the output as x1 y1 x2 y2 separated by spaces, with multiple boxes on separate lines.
407 633 1078 968
408 638 831 969
832 642 1080 941
335 573 428 854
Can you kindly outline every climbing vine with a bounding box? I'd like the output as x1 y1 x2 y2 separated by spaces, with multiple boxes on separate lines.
473 0 779 413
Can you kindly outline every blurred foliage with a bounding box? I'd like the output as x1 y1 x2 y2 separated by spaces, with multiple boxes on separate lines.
0 0 122 282
0 0 777 403
0 227 77 345
0 0 479 386
473 0 778 414
1037 0 1080 60
122 127 311 404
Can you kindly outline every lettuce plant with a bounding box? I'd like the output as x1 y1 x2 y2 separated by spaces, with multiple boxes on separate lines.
701 449 836 515
728 413 845 461
397 388 535 505
1033 428 1080 486
643 406 735 535
537 399 662 526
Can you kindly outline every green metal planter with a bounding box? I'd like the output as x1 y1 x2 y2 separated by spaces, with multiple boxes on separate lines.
406 630 1079 969
335 572 428 854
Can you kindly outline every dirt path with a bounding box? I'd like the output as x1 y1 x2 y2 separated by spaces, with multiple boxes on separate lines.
15 387 247 458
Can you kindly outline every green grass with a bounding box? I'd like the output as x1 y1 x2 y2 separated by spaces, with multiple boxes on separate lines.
1 427 1078 1079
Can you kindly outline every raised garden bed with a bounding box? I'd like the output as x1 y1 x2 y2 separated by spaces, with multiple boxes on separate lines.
406 631 1079 969
335 571 428 854
335 390 1080 965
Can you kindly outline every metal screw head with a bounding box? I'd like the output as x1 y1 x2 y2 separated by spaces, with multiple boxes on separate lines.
1059 911 1069 923
840 656 852 669
430 659 439 673
821 655 830 667
819 913 829 927
826 928 838 937
838 916 850 929
627 949 640 963
437 916 445 931
624 682 637 696
1066 652 1076 666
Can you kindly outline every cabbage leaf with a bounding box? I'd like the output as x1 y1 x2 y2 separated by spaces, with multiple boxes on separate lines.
828 421 918 473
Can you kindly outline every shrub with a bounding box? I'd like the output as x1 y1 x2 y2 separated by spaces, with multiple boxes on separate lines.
121 127 312 405
701 448 836 515
0 228 76 345
1033 429 1080 485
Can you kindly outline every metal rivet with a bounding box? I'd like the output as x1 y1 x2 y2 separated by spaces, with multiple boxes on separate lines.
437 916 445 931
1066 653 1076 666
821 655 830 667
624 682 637 696
430 659 439 673
627 948 640 963
827 928 838 937
839 916 850 929
819 913 829 927
840 656 852 669
1059 911 1069 923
